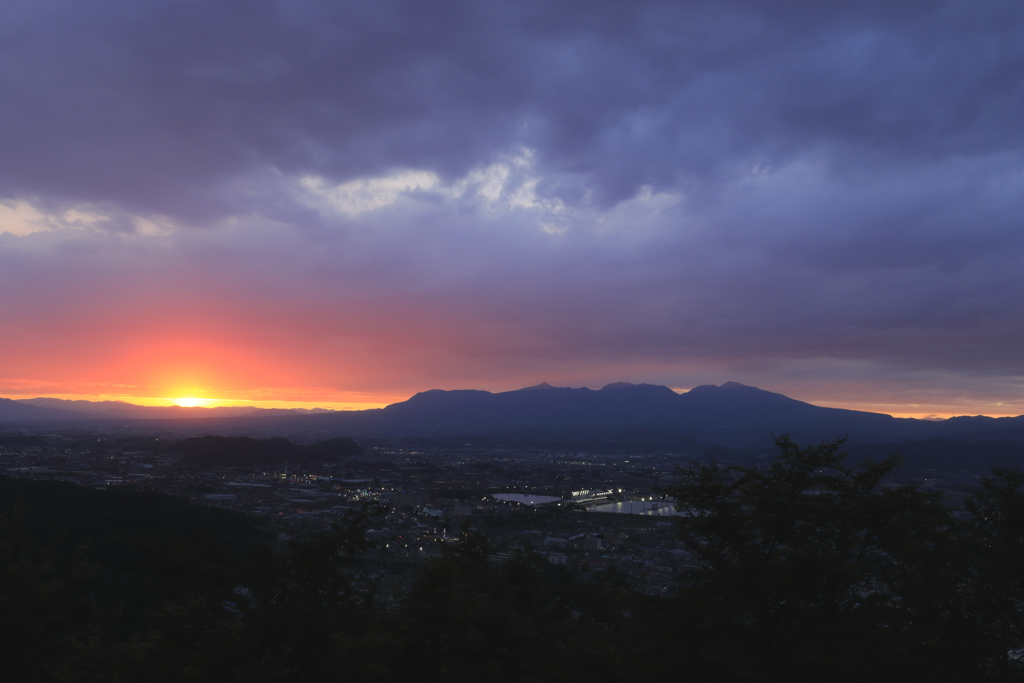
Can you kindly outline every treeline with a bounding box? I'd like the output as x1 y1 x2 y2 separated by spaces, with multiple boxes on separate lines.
4 436 1024 682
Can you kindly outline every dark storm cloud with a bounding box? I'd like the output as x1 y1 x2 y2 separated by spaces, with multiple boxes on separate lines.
0 0 1019 216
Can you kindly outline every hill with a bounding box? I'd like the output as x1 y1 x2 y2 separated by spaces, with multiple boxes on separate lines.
0 474 268 628
0 397 90 421
284 381 1024 447
16 397 268 419
8 398 339 420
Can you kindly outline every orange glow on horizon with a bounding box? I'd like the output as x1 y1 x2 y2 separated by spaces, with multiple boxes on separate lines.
0 388 1019 419
0 390 391 412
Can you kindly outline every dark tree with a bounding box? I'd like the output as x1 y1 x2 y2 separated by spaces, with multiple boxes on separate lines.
391 526 626 682
0 503 94 683
654 434 982 681
963 468 1024 676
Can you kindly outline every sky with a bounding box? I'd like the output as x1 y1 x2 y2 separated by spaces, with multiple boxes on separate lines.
0 0 1022 418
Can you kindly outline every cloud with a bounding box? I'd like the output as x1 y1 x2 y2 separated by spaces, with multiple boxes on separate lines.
1 1 1018 216
295 149 581 233
0 0 1021 413
0 199 178 237
299 170 441 216
0 201 51 236
0 200 115 236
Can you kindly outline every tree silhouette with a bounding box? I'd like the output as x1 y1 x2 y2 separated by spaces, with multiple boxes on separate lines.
656 434 985 681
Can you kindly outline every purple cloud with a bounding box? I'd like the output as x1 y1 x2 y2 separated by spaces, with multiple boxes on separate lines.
0 0 1021 415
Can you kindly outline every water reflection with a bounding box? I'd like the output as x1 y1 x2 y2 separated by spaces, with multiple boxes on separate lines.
589 500 681 516
491 493 563 506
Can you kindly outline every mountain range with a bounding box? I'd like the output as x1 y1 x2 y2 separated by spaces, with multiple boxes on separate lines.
0 397 335 421
304 381 1024 446
4 382 1023 448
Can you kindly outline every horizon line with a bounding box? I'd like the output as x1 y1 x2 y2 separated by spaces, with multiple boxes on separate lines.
3 382 1022 421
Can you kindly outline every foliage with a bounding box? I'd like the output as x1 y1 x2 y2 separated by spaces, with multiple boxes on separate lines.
0 502 94 682
389 526 625 682
6 437 1024 682
653 434 1024 681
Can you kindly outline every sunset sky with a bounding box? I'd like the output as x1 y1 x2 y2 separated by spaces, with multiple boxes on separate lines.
0 1 1021 418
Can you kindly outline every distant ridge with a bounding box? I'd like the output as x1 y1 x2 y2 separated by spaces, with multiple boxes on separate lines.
518 382 557 391
0 397 89 421
4 383 1024 449
7 397 337 420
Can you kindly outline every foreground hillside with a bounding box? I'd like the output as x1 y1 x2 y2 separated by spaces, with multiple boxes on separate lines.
5 436 1024 682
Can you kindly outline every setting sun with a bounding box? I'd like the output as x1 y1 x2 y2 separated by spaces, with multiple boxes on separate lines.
171 397 215 408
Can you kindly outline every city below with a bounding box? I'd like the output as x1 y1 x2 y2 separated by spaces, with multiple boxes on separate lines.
0 394 1007 602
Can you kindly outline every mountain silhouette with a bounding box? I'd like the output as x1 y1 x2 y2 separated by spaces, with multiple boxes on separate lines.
0 397 90 421
290 381 1024 447
6 383 1024 448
